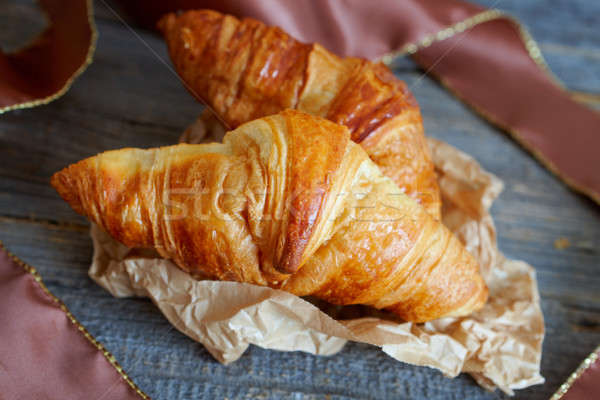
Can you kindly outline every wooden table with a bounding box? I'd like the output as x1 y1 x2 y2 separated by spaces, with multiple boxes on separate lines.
1 1 598 398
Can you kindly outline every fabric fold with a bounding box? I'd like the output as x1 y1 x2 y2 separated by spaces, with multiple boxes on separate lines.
0 243 147 400
0 0 96 113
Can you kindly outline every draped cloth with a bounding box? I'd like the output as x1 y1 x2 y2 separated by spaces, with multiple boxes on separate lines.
0 243 147 399
0 0 95 113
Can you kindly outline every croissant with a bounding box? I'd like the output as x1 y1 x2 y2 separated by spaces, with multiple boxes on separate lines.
51 110 486 322
159 10 442 219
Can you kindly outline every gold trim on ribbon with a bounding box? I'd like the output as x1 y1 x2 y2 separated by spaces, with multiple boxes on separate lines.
379 8 600 206
378 9 559 85
550 345 600 400
0 240 150 399
0 0 98 115
380 10 501 63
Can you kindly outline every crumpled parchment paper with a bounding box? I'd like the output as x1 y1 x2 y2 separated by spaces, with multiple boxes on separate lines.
89 116 544 394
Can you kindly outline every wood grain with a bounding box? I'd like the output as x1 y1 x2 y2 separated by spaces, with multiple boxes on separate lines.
0 1 598 399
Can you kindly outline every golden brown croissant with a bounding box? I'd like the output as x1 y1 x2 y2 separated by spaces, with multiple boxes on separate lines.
158 10 442 219
51 110 486 322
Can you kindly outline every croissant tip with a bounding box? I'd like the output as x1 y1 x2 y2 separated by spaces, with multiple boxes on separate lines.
50 168 66 196
156 12 176 34
477 281 490 309
50 166 84 216
448 275 489 320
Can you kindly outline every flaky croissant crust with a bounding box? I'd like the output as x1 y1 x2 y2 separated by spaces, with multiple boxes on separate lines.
52 110 486 322
159 10 442 219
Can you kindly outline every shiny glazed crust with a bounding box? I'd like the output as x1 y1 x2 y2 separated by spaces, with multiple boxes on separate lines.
51 110 486 322
158 10 441 219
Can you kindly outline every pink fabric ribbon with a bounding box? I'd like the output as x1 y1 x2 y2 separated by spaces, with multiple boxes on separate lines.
0 244 145 399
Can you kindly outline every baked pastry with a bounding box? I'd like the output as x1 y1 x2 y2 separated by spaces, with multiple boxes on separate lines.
51 110 486 322
159 10 442 219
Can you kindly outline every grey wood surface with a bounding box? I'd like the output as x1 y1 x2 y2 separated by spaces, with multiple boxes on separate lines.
1 0 599 399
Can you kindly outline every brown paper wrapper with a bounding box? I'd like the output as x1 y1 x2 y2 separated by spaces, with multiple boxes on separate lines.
89 117 544 394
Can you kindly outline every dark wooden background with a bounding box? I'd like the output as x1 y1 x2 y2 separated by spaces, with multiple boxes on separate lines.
1 0 599 399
